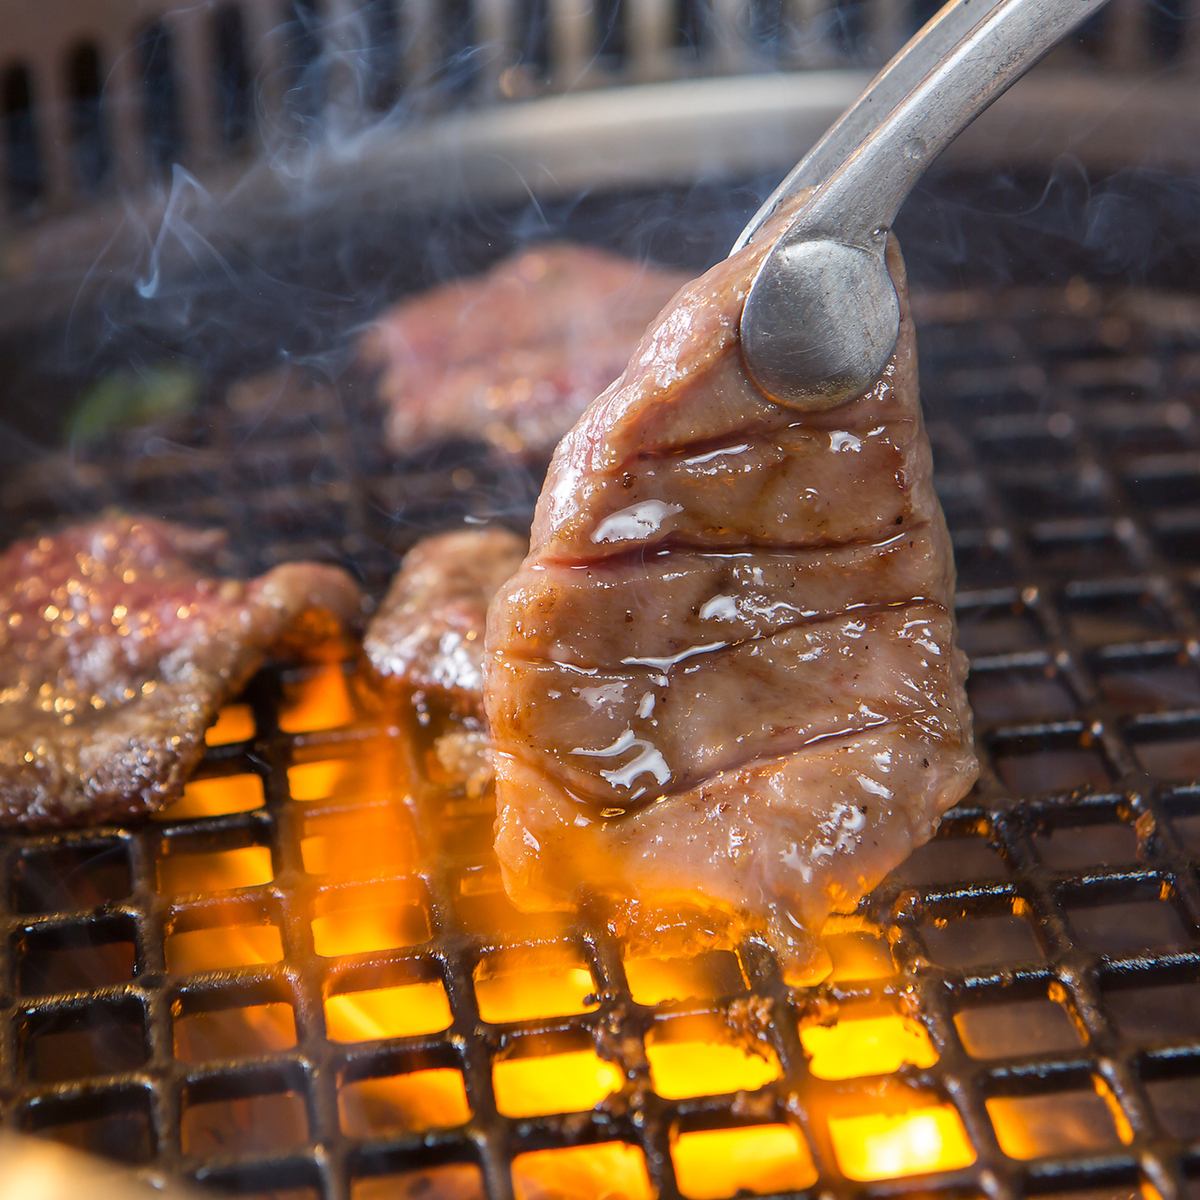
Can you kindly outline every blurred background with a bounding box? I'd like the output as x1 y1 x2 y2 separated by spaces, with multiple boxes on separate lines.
0 1 1197 463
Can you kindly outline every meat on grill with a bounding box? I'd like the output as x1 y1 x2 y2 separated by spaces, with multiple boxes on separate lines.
360 243 688 459
0 515 361 830
363 527 526 712
484 228 979 971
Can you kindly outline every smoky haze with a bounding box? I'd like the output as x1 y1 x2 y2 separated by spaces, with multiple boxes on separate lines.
0 0 1194 555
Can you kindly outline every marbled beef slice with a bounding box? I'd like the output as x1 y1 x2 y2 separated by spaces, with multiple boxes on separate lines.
364 526 526 711
0 515 361 830
484 226 978 972
362 243 688 458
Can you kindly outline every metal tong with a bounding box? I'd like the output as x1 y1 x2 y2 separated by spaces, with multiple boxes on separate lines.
736 0 1113 409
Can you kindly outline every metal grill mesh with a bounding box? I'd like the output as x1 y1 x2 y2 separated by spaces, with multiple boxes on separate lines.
1 281 1200 1200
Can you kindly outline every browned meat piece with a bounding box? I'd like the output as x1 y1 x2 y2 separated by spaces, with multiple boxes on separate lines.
360 243 688 458
224 363 335 422
484 228 978 972
0 515 361 830
364 527 525 712
434 728 494 799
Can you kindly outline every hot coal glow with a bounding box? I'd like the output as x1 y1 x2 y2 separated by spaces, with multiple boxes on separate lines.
14 284 1200 1193
0 0 1197 1187
13 289 1200 1191
143 657 997 1195
829 1107 975 1181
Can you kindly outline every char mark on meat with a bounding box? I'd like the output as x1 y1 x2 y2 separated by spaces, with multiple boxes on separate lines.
0 515 361 831
484 221 978 972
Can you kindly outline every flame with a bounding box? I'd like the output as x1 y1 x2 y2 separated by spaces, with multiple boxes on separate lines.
339 1069 470 1136
801 1011 937 1080
475 948 598 1023
822 917 897 982
324 981 452 1042
300 806 415 877
511 1142 652 1200
287 743 404 804
174 1002 297 1062
493 1048 623 1118
204 703 256 746
647 1032 781 1100
157 773 265 821
785 917 897 987
623 954 741 1006
985 1079 1126 1160
162 669 993 1187
278 664 357 733
829 1107 975 1180
157 844 274 894
454 880 574 940
311 883 430 957
672 1125 817 1198
165 920 284 973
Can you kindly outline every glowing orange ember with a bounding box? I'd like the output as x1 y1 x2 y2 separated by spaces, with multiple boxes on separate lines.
511 1142 652 1200
174 1002 297 1062
623 953 743 1006
475 948 598 1023
165 921 284 974
801 1011 937 1079
204 703 256 746
157 844 274 894
311 883 430 957
324 981 452 1042
300 806 415 878
287 744 406 804
339 1068 470 1136
157 773 265 821
647 1027 780 1100
672 1125 817 1198
829 1106 975 1180
493 1047 623 1117
278 664 357 733
154 663 996 1197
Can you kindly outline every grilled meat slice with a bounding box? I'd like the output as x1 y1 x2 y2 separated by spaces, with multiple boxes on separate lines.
433 728 494 799
361 243 687 459
0 515 361 830
364 527 525 712
484 232 978 972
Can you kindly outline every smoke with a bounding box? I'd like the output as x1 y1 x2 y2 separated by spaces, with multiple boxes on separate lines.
0 1 1197 552
899 158 1200 291
134 166 236 301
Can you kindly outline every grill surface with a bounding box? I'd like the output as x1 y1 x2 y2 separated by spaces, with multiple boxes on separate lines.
3 266 1200 1199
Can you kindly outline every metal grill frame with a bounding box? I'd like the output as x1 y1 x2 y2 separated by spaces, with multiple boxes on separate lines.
3 0 1195 224
1 281 1200 1200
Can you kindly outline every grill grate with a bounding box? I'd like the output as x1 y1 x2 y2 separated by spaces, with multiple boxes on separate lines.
2 282 1200 1199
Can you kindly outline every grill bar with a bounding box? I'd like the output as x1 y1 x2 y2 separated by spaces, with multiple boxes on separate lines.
1 281 1200 1199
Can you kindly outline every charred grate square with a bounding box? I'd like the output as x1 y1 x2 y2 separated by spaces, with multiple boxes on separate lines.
2 282 1200 1200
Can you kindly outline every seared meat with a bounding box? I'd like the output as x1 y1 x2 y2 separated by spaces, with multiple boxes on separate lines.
484 230 978 972
224 363 335 422
433 728 494 799
361 244 687 458
364 527 525 711
0 515 361 830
